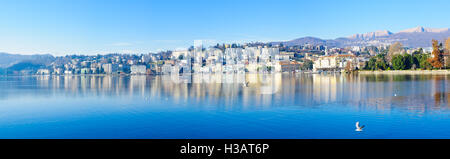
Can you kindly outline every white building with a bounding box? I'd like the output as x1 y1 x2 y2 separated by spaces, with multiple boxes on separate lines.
243 47 261 62
102 64 113 74
224 48 244 63
64 70 72 74
36 69 50 75
314 56 337 69
161 64 172 74
261 47 280 61
172 50 189 59
131 65 147 74
313 55 357 71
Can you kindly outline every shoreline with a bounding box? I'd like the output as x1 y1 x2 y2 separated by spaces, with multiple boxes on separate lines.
2 70 450 76
358 70 450 75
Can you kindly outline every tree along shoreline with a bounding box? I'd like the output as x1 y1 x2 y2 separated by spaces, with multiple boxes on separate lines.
358 70 450 75
363 39 449 71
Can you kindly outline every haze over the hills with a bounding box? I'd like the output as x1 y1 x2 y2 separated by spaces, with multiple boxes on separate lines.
273 26 450 48
0 53 54 68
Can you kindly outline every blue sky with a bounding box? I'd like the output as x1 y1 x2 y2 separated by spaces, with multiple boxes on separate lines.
0 0 449 55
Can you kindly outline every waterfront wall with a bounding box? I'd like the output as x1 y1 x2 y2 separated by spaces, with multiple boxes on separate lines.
358 70 450 75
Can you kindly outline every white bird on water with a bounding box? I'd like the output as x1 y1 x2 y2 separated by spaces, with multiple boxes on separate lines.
355 122 365 132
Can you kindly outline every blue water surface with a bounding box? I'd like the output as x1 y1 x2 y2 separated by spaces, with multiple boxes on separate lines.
0 73 448 139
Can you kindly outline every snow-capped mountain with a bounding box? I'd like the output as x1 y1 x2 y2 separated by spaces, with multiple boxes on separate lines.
398 26 449 33
273 26 450 48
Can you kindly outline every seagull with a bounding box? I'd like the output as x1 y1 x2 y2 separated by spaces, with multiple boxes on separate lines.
355 122 365 132
242 81 249 87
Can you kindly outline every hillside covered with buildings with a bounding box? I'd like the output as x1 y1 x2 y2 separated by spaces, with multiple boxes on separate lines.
0 28 449 76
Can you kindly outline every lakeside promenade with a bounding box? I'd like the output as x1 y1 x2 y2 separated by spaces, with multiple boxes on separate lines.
358 70 450 75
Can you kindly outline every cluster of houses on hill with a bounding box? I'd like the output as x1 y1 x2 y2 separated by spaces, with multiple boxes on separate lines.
29 46 367 75
34 46 314 75
25 42 444 76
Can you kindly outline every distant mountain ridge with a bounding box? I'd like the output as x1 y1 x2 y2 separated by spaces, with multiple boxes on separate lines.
398 26 449 33
273 26 450 48
0 53 55 68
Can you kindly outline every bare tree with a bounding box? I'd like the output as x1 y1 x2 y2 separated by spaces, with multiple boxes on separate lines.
386 42 404 63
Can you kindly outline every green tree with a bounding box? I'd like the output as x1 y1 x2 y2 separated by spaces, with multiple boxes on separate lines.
411 54 420 69
375 59 387 70
366 57 377 70
365 54 388 70
392 55 406 70
403 54 413 69
414 54 432 69
302 59 313 70
421 59 433 70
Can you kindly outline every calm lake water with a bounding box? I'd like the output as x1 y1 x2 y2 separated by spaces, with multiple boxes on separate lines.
0 73 448 139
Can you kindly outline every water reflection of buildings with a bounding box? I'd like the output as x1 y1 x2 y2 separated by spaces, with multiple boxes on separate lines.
311 74 366 105
156 74 283 108
10 74 449 113
358 74 449 114
312 74 339 103
24 74 286 108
